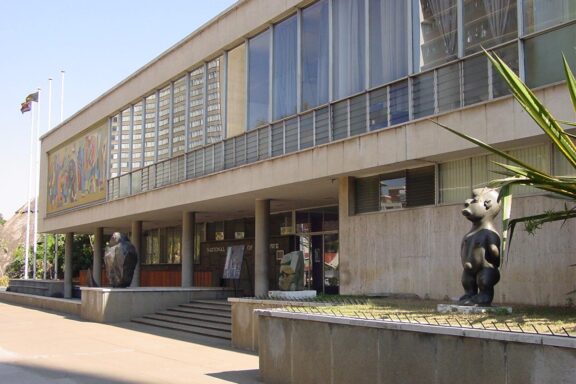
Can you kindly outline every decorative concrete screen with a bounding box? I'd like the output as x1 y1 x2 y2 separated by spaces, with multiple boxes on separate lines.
47 122 108 213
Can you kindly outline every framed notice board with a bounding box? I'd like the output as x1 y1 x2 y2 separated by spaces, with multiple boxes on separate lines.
223 245 245 279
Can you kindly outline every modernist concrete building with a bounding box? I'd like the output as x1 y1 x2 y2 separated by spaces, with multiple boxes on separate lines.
39 0 576 305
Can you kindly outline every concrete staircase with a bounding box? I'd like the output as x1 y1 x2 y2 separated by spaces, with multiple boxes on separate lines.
132 299 232 340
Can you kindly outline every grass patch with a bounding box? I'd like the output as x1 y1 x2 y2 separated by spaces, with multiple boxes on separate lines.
293 296 576 336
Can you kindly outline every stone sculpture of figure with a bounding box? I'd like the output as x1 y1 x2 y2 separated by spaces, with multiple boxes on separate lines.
459 187 502 306
104 232 138 288
278 251 304 291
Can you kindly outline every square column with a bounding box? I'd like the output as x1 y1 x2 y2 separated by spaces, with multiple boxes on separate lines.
64 232 73 298
255 199 270 297
93 227 103 286
130 221 142 287
181 211 195 287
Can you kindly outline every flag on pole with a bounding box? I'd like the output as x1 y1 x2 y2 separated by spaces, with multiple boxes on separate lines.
20 91 39 114
26 91 39 102
20 101 32 113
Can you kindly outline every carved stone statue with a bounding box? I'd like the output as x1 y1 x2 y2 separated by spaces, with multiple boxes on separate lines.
278 251 304 291
459 187 502 306
104 232 138 288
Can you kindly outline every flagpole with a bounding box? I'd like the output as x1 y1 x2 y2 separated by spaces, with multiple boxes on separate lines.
54 70 64 280
33 88 41 279
60 70 65 122
24 108 34 279
41 79 53 280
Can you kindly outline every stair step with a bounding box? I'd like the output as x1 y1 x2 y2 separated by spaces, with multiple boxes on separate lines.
172 306 231 319
182 301 231 312
160 309 232 324
142 314 232 331
132 318 231 340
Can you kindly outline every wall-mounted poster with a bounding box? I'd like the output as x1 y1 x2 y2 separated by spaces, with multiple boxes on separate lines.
223 245 245 280
47 123 108 213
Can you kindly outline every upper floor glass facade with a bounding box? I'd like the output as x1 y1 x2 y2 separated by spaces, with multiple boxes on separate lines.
105 0 576 201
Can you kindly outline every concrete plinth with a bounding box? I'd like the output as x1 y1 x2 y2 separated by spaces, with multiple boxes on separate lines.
437 303 513 314
268 290 317 300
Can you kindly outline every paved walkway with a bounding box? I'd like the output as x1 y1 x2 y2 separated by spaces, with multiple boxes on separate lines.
0 302 260 383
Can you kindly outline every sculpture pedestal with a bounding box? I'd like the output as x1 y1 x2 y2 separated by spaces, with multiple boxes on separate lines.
437 303 512 314
268 290 317 300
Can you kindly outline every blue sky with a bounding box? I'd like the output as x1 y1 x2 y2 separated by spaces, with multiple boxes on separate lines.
0 0 237 220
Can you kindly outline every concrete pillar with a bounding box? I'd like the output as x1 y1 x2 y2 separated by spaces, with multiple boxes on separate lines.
93 227 103 286
130 221 143 287
64 232 73 299
255 199 270 297
181 211 196 287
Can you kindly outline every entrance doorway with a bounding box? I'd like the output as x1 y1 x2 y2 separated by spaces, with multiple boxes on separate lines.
297 233 339 294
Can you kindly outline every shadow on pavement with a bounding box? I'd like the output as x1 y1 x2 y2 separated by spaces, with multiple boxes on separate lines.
0 362 140 384
207 369 262 383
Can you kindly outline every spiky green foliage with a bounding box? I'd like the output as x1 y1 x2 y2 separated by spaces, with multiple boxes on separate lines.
435 51 576 253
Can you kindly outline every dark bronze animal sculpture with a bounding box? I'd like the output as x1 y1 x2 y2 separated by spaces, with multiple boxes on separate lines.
459 187 501 306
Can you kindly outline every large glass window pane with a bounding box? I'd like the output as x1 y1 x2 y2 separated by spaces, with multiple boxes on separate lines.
132 102 143 170
258 127 270 160
301 0 329 111
440 158 471 204
523 0 576 34
463 0 517 55
492 42 519 98
412 72 435 119
189 66 205 149
369 0 409 87
415 0 458 71
389 80 409 125
227 44 246 138
380 173 406 210
273 15 297 120
525 24 576 88
207 56 224 144
349 94 367 136
248 30 271 130
172 76 186 157
285 117 298 153
554 144 576 176
246 131 258 163
300 112 314 149
109 115 120 178
144 94 157 167
370 87 388 130
509 145 551 195
157 85 171 161
315 107 330 145
437 62 461 112
333 0 366 100
332 100 348 141
144 230 160 264
464 54 489 105
271 122 284 157
120 107 131 175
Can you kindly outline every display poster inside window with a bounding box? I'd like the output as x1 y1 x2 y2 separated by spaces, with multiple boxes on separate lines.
215 232 225 241
223 245 245 279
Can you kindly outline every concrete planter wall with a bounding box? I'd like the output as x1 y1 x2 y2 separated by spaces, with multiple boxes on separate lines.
229 298 327 352
257 310 576 384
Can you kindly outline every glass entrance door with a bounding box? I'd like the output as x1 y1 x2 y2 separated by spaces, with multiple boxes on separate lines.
323 233 339 294
297 233 339 294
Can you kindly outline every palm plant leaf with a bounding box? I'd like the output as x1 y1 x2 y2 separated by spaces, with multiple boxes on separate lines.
506 208 576 255
485 50 576 170
563 54 576 116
